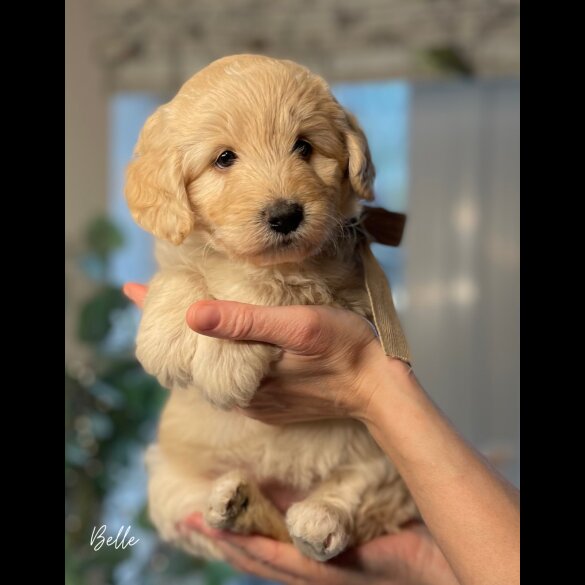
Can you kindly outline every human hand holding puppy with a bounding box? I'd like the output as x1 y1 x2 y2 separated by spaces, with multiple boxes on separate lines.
124 283 519 585
124 282 390 423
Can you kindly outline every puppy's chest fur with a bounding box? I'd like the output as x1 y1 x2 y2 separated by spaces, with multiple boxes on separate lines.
157 233 371 313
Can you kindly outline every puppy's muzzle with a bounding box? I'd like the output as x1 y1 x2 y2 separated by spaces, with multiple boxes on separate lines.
265 200 304 235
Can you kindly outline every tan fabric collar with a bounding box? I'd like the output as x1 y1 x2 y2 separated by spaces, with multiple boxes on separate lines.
351 207 412 364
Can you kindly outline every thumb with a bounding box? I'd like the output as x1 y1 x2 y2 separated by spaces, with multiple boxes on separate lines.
186 300 326 353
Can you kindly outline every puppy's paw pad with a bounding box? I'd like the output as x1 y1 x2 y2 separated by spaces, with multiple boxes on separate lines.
205 473 250 530
286 501 350 561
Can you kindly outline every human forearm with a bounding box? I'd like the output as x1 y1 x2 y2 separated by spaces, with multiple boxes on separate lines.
358 357 520 585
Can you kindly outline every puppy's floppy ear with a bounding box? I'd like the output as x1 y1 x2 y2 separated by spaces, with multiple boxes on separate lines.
343 110 375 201
125 109 194 245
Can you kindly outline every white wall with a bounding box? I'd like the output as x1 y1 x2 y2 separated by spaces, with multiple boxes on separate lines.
404 79 520 484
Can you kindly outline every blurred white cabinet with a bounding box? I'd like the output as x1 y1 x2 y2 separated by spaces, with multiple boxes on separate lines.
404 79 520 485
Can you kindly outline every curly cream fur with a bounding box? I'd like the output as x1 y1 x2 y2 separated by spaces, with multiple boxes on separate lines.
126 54 416 561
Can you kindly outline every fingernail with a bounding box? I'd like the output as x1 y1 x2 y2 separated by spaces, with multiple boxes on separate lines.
122 284 132 299
190 304 221 331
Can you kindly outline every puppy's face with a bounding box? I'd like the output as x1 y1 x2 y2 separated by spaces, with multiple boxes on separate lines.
126 55 375 265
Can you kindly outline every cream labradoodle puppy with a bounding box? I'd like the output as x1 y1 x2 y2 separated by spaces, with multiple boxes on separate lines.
125 54 416 562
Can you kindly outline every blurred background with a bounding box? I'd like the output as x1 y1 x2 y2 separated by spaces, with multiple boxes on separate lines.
65 1 520 584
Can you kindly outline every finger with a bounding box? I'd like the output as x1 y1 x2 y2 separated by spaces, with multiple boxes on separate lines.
213 540 304 585
122 283 147 309
186 301 331 353
334 527 425 573
234 380 291 423
185 513 286 562
235 405 326 425
186 513 331 584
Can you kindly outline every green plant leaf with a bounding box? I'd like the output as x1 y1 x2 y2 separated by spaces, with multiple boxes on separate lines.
85 217 124 261
78 286 129 344
420 45 475 77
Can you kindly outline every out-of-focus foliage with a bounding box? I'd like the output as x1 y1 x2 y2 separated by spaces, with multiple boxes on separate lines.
420 45 475 77
65 217 236 585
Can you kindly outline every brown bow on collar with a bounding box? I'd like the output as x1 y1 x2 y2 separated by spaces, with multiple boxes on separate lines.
359 206 407 247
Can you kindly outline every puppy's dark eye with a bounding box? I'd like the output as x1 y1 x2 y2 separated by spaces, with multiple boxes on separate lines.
215 150 237 169
293 139 312 160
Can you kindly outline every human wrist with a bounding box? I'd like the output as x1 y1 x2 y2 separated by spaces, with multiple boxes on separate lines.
351 342 417 426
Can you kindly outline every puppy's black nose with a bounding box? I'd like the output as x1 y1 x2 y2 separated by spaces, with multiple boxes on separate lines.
266 200 304 234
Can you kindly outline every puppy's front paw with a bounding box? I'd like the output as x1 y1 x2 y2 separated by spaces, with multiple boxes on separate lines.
192 338 278 409
205 471 250 531
136 330 195 390
286 501 351 562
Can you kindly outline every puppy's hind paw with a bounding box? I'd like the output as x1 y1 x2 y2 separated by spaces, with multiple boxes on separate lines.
205 471 250 531
286 501 351 562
